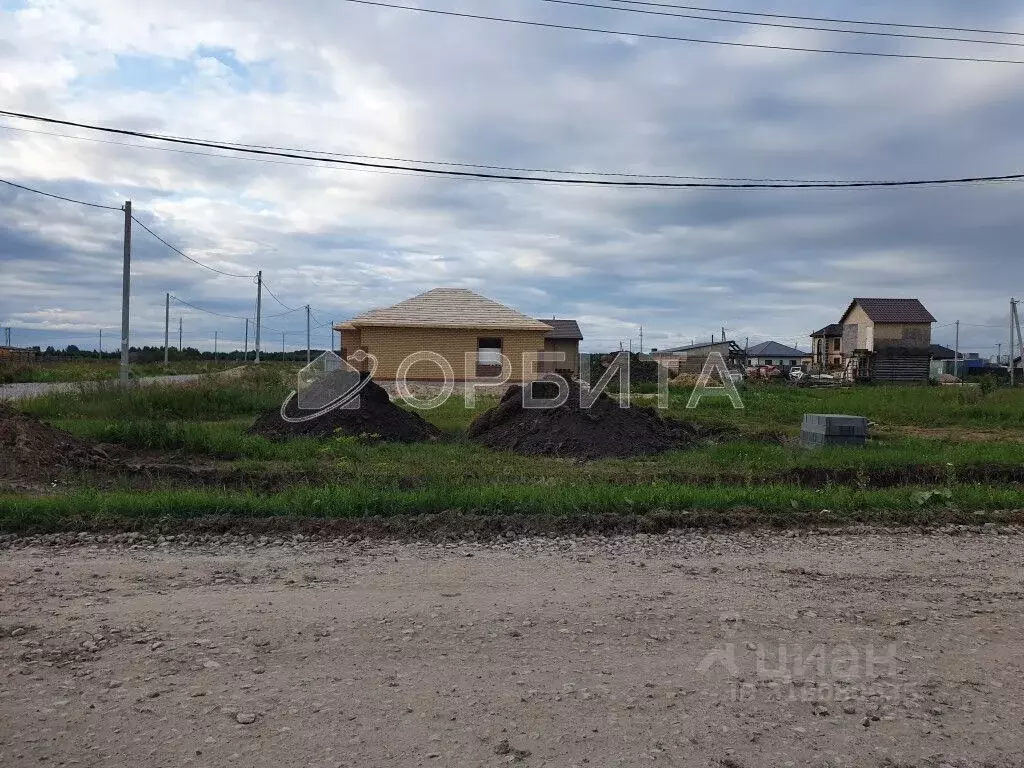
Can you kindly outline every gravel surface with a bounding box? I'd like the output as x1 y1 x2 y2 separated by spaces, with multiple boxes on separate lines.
0 374 206 401
2 529 1023 767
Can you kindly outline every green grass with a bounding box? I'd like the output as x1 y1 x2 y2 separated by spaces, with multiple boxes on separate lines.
2 482 1022 533
659 383 1024 431
0 359 258 384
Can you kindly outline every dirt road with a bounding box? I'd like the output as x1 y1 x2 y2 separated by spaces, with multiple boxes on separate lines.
2 529 1022 767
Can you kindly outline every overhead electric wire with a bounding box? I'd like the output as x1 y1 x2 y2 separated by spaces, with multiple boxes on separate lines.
131 216 255 278
264 305 304 318
0 177 120 210
533 0 1024 47
0 118 869 184
261 281 296 312
334 0 1024 65
4 110 1024 189
169 295 252 322
599 0 1024 37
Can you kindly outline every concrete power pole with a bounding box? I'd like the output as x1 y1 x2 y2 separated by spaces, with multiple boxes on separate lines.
178 316 183 352
281 332 285 361
98 329 102 358
1011 299 1016 387
164 292 170 368
638 326 644 355
954 320 960 380
119 200 132 388
214 330 218 363
254 270 263 364
244 318 249 363
306 304 311 365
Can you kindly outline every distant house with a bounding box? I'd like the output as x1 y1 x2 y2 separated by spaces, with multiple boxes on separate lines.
650 339 744 374
810 323 845 369
539 319 583 376
839 298 936 383
745 341 811 371
334 288 582 382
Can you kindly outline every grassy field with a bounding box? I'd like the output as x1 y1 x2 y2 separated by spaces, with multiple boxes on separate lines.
0 358 255 384
2 371 1023 531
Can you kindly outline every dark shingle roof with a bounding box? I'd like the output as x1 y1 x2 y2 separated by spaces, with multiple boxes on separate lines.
842 298 936 324
539 319 583 341
930 344 956 360
745 341 808 358
811 323 843 338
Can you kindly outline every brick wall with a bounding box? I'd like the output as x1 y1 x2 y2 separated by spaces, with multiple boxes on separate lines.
355 326 548 381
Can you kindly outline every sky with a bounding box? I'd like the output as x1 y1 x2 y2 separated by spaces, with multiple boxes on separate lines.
1 0 1023 357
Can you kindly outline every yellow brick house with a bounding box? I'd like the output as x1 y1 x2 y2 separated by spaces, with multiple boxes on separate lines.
334 288 582 382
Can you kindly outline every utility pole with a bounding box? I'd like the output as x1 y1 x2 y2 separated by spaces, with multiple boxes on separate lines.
3 327 10 347
1011 299 1016 387
164 292 170 368
281 332 285 361
997 342 1002 366
178 316 183 352
954 320 960 380
214 330 218 363
254 270 263 364
721 327 726 343
98 329 102 358
306 304 311 364
244 318 249 363
119 200 132 388
638 326 643 355
1012 298 1022 387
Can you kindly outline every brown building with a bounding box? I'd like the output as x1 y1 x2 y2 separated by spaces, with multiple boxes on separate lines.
334 288 582 382
812 298 936 382
810 323 844 369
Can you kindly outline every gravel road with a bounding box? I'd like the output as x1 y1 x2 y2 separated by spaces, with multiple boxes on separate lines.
0 373 219 401
2 529 1022 768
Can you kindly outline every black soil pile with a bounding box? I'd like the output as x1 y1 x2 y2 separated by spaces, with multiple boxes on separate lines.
468 381 734 459
0 402 114 480
247 377 440 443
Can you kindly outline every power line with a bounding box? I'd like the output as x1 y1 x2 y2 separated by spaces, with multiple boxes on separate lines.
264 305 305 318
261 281 296 311
0 177 121 210
534 0 1024 47
4 110 1024 189
0 116 886 184
598 0 1024 37
335 0 1024 65
131 215 255 278
169 295 252 321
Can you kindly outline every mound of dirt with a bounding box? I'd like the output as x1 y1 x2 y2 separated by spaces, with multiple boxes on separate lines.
468 381 733 459
0 403 114 480
247 377 440 443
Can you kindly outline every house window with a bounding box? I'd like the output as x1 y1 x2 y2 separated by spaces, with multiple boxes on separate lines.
765 359 773 366
477 337 502 367
790 359 797 366
832 338 840 351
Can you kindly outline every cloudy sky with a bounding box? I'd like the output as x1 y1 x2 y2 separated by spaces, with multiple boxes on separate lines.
1 0 1023 356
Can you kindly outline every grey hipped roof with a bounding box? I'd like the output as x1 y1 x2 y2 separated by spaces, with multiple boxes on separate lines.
336 288 553 332
539 319 583 340
841 298 936 324
745 341 809 358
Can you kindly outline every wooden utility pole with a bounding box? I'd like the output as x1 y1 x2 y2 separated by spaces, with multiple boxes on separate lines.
119 201 132 388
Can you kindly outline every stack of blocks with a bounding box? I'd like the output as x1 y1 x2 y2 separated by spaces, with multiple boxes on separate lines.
800 414 869 449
